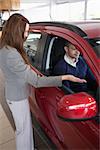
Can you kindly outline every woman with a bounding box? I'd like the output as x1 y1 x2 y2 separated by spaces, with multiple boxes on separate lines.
0 14 86 150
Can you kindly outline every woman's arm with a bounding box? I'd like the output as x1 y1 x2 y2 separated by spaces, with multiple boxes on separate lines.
62 75 87 83
7 49 86 88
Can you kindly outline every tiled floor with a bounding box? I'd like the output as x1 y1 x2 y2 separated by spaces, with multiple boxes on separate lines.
0 104 50 150
0 104 16 150
0 70 16 150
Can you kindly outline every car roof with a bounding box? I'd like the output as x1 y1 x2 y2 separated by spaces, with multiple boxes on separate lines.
72 21 100 38
30 21 87 38
30 21 100 39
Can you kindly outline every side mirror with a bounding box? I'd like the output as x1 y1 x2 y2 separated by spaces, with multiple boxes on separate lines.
57 92 97 121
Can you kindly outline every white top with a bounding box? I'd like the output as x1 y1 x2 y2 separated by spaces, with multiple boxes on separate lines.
64 54 79 68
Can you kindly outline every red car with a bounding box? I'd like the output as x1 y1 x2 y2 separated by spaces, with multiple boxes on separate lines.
24 21 100 150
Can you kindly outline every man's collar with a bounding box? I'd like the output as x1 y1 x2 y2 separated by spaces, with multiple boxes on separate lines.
64 54 79 67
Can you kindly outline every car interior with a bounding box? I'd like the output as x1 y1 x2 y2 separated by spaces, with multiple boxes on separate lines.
24 33 99 103
44 36 99 101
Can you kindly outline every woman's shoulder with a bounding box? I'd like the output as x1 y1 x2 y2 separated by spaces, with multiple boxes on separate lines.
6 46 25 69
4 46 24 65
0 45 18 56
5 46 21 59
6 46 18 53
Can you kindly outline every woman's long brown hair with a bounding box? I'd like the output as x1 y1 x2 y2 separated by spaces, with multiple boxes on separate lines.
0 13 30 64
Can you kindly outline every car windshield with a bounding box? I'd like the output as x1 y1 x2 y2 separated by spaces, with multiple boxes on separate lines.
87 37 100 57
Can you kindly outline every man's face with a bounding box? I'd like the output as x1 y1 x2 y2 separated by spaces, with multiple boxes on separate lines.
65 44 80 59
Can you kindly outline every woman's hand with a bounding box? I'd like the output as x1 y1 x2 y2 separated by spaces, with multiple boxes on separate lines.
61 75 87 83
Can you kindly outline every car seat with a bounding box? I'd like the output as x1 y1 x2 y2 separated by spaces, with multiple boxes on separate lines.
49 37 66 75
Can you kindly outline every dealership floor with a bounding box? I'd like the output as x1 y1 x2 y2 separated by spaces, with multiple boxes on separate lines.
0 104 50 150
0 70 49 150
0 104 16 150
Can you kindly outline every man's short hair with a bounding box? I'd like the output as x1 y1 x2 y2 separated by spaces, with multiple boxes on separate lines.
64 41 72 47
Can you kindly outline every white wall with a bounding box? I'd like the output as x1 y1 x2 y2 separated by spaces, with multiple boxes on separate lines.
20 0 100 22
2 0 100 22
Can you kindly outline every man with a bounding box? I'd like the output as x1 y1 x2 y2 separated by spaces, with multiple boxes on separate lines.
53 42 96 92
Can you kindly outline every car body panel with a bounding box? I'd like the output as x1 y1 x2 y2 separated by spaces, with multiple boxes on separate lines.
73 21 100 38
26 22 100 149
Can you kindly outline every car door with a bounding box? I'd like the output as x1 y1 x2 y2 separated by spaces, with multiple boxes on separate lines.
26 24 99 149
38 25 99 149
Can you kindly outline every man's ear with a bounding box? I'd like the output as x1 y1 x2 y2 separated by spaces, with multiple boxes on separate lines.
64 46 68 52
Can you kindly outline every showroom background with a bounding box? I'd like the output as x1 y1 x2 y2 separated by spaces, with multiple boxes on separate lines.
0 0 100 24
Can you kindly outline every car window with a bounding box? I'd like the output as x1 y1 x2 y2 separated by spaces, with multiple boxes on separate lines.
43 36 98 100
24 32 41 63
44 36 66 76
